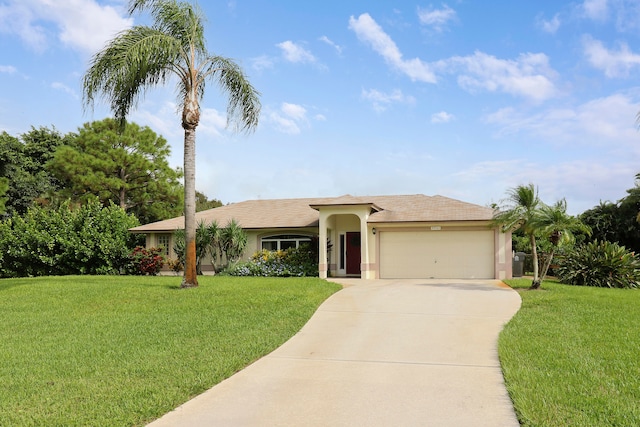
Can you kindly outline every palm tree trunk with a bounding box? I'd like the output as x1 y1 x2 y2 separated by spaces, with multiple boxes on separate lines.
181 126 198 288
529 234 541 289
540 248 555 282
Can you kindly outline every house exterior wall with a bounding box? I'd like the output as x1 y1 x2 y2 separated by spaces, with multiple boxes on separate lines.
142 220 511 280
145 227 319 273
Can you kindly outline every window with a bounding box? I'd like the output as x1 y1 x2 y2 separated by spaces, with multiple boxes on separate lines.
156 234 171 256
261 234 312 251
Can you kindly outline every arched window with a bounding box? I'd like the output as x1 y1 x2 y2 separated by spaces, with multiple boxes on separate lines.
261 234 312 251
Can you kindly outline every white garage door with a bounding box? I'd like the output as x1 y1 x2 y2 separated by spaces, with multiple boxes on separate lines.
379 230 494 279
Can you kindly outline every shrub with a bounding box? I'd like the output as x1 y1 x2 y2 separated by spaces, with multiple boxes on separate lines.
556 240 640 289
226 245 318 277
127 247 165 276
0 198 140 277
166 257 183 274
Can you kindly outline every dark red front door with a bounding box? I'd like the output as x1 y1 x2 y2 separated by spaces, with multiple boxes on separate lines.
346 232 361 275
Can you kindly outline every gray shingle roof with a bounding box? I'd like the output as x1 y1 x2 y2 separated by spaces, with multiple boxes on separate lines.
130 194 494 232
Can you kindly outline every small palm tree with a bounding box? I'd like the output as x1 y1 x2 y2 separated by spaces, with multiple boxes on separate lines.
493 184 543 289
220 219 247 263
83 0 260 288
533 199 591 281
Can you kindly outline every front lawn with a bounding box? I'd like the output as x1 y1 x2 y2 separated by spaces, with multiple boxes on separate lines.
0 275 341 426
499 279 640 426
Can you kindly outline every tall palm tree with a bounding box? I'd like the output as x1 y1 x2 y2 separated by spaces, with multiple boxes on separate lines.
83 0 260 287
493 183 543 289
533 199 591 281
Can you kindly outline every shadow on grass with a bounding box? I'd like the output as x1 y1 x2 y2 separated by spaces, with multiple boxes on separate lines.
0 278 36 292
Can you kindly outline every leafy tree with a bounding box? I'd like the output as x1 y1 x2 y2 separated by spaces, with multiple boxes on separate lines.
83 0 261 288
0 177 7 215
0 127 65 215
49 118 183 224
196 190 223 212
532 199 591 281
493 184 544 289
580 201 620 244
580 174 640 252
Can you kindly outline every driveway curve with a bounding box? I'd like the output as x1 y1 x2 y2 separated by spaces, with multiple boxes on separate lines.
148 279 522 427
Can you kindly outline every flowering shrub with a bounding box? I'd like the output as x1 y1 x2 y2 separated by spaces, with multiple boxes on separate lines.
226 245 318 277
127 246 165 276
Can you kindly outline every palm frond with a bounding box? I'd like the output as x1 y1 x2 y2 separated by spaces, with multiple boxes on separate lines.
200 56 261 133
83 26 185 127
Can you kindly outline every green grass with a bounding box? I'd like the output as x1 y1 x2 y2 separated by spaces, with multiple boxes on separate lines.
0 275 341 426
499 279 640 426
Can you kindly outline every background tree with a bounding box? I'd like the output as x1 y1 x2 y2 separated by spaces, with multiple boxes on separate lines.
0 127 65 216
580 174 640 252
493 183 544 289
0 178 7 215
49 118 183 224
83 0 260 288
196 190 223 212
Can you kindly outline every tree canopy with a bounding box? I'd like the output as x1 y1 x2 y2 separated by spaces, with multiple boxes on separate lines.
0 127 65 216
49 118 183 224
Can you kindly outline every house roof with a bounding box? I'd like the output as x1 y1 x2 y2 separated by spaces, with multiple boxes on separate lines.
129 194 495 233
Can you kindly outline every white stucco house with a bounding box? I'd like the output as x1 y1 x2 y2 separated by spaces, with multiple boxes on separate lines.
130 194 512 280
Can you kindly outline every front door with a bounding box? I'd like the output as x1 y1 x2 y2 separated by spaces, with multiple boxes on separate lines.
346 232 361 275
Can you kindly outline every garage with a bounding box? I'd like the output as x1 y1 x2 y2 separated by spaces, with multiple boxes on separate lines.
379 229 495 279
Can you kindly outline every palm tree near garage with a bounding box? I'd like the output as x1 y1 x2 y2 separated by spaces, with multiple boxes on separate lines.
83 0 260 288
533 199 591 282
493 183 544 289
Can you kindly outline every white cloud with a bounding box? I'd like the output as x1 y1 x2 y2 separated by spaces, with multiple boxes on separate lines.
348 13 437 83
485 93 640 151
361 88 416 112
281 102 307 121
276 40 316 64
130 101 182 140
319 35 343 54
579 0 640 32
583 35 640 78
251 54 274 71
268 102 309 134
199 108 227 137
537 13 561 34
417 4 456 31
582 0 609 21
453 158 634 214
0 0 132 54
431 111 454 123
51 82 79 99
0 65 17 73
440 51 558 102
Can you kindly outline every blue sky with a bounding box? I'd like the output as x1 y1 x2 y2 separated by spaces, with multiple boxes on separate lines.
2 0 640 214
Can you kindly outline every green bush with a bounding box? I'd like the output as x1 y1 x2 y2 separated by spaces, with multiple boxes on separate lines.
556 240 640 289
0 198 140 277
226 245 318 277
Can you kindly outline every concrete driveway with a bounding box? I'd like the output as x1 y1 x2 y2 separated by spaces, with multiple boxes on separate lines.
147 279 522 427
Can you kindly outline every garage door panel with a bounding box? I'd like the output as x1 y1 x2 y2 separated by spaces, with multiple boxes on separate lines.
379 230 494 279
